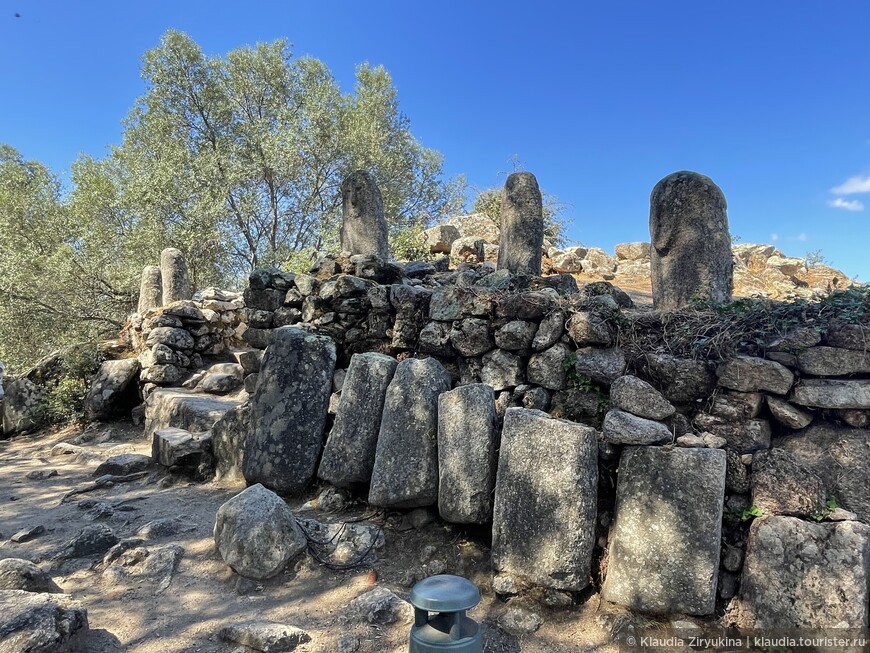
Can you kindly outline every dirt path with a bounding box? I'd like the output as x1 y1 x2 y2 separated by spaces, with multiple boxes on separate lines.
0 421 618 653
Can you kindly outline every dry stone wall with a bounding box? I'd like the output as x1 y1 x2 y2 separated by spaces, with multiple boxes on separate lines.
228 251 870 630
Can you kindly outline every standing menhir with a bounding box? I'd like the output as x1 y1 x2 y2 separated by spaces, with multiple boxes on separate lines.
340 170 389 259
649 171 733 310
137 265 163 313
160 247 192 304
497 172 544 275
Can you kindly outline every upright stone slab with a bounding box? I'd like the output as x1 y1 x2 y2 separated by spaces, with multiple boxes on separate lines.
497 172 544 275
340 171 389 259
601 446 726 615
492 408 598 591
243 327 336 494
368 358 451 508
84 358 140 421
160 247 192 304
318 352 398 488
736 516 870 633
437 384 498 524
138 265 163 312
649 171 733 310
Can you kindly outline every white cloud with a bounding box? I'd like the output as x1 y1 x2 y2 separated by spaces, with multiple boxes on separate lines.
770 233 779 242
831 175 870 195
798 233 808 242
827 198 865 212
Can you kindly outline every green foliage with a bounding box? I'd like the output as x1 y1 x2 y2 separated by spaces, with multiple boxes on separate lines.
471 185 570 247
811 497 839 522
390 223 433 261
0 30 463 372
726 504 763 523
115 30 464 278
32 344 103 426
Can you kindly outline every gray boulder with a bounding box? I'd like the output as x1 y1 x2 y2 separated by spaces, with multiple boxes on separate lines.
213 484 306 580
649 171 733 309
751 448 827 518
644 353 715 403
497 172 544 275
160 247 192 304
797 346 870 376
2 378 44 434
0 559 53 593
777 422 870 522
717 355 794 395
340 171 388 259
219 621 310 653
492 408 598 591
368 358 451 508
318 353 398 488
825 323 870 350
532 310 565 351
526 343 570 390
480 349 523 391
494 320 537 351
93 453 151 477
0 590 88 652
766 396 812 429
437 384 498 524
84 358 140 421
566 311 612 346
791 379 870 409
735 517 870 632
144 387 241 441
602 409 672 445
137 265 163 313
145 326 194 351
692 413 771 454
609 375 675 420
449 318 494 357
244 327 336 494
572 346 626 386
601 446 726 615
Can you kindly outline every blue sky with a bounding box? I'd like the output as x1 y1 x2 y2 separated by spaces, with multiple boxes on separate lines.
1 1 869 279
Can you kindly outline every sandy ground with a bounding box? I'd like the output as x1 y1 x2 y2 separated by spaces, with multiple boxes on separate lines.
0 421 621 653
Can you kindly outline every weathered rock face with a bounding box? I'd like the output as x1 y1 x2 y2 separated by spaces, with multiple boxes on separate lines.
318 352 398 488
751 449 827 518
144 388 241 441
2 378 44 434
692 413 771 454
766 396 812 429
735 517 870 632
213 484 307 580
244 327 336 494
137 265 163 313
497 172 544 275
609 375 675 420
649 171 733 310
437 384 498 524
644 353 715 403
339 171 388 259
602 409 672 445
421 224 460 254
777 422 870 522
160 247 192 304
0 590 88 652
797 346 870 376
219 621 310 653
492 408 598 591
791 379 870 409
717 355 794 395
601 446 726 616
0 559 53 593
448 213 500 243
368 358 451 508
212 402 251 484
84 358 140 421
